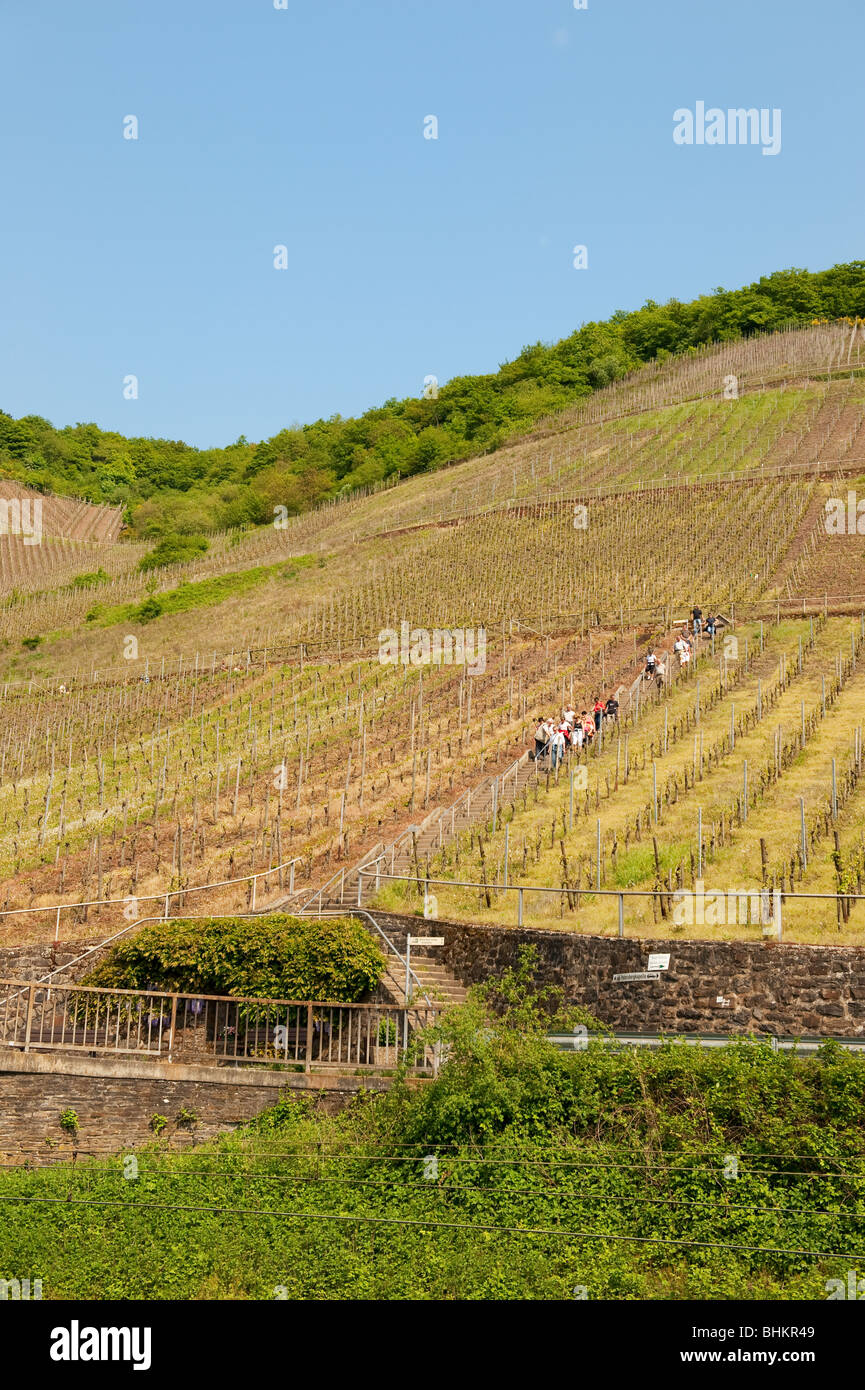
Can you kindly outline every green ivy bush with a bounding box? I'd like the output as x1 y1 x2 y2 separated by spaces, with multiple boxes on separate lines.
80 914 385 1003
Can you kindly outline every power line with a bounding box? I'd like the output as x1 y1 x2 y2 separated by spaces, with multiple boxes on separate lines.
6 1150 865 1179
0 1192 861 1259
33 1170 865 1220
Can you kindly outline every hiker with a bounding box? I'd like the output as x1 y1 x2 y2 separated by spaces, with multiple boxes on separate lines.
533 718 548 761
692 604 702 636
563 705 577 729
680 637 691 667
604 694 619 722
705 613 716 637
582 710 596 743
592 696 605 731
572 720 585 751
645 650 658 679
550 723 566 770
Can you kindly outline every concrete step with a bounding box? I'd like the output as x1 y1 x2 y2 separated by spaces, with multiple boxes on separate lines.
380 956 467 1009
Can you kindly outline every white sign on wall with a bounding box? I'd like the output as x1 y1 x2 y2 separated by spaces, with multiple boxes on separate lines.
647 953 671 972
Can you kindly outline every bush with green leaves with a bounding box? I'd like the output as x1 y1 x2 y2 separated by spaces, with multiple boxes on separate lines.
80 914 385 1003
139 533 209 572
70 567 109 589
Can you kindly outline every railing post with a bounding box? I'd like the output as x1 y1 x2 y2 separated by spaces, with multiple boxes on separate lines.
518 887 523 927
618 893 624 938
54 905 61 943
289 861 295 896
23 984 35 1053
251 874 257 912
404 934 411 1011
305 1002 313 1072
167 993 178 1062
164 892 170 920
357 870 363 908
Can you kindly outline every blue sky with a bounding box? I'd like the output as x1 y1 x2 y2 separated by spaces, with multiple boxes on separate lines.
0 0 862 448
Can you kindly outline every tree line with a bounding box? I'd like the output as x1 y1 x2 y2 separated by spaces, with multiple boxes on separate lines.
1 261 864 539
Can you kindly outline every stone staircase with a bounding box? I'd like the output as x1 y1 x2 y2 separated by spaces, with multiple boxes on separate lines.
379 951 468 1009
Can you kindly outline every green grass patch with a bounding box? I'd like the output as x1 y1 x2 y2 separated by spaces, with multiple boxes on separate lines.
85 555 315 627
610 839 695 888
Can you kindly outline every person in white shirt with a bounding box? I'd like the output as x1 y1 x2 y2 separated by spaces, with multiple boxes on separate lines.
550 724 566 770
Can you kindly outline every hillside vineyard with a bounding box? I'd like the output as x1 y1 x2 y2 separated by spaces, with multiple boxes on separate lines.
2 321 865 945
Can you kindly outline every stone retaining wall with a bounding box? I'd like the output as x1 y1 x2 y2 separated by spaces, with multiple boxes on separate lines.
2 918 864 1042
0 1052 398 1163
366 911 865 1036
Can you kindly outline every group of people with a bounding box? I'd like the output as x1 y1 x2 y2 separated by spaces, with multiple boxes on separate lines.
690 605 719 638
644 605 722 679
533 695 620 769
533 605 725 765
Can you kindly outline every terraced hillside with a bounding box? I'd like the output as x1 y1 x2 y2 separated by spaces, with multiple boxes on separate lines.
2 322 865 948
374 614 865 942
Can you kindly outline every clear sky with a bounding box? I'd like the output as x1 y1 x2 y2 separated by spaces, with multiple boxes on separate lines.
0 0 862 448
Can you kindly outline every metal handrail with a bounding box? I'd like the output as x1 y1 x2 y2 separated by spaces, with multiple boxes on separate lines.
357 868 850 900
0 976 424 1010
0 856 305 941
305 907 433 1009
3 907 411 1003
289 842 385 915
357 869 796 936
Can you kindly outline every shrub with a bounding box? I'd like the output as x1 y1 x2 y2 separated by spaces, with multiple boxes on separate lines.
70 568 109 589
139 533 208 572
80 914 385 1003
133 594 164 623
59 1109 79 1135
